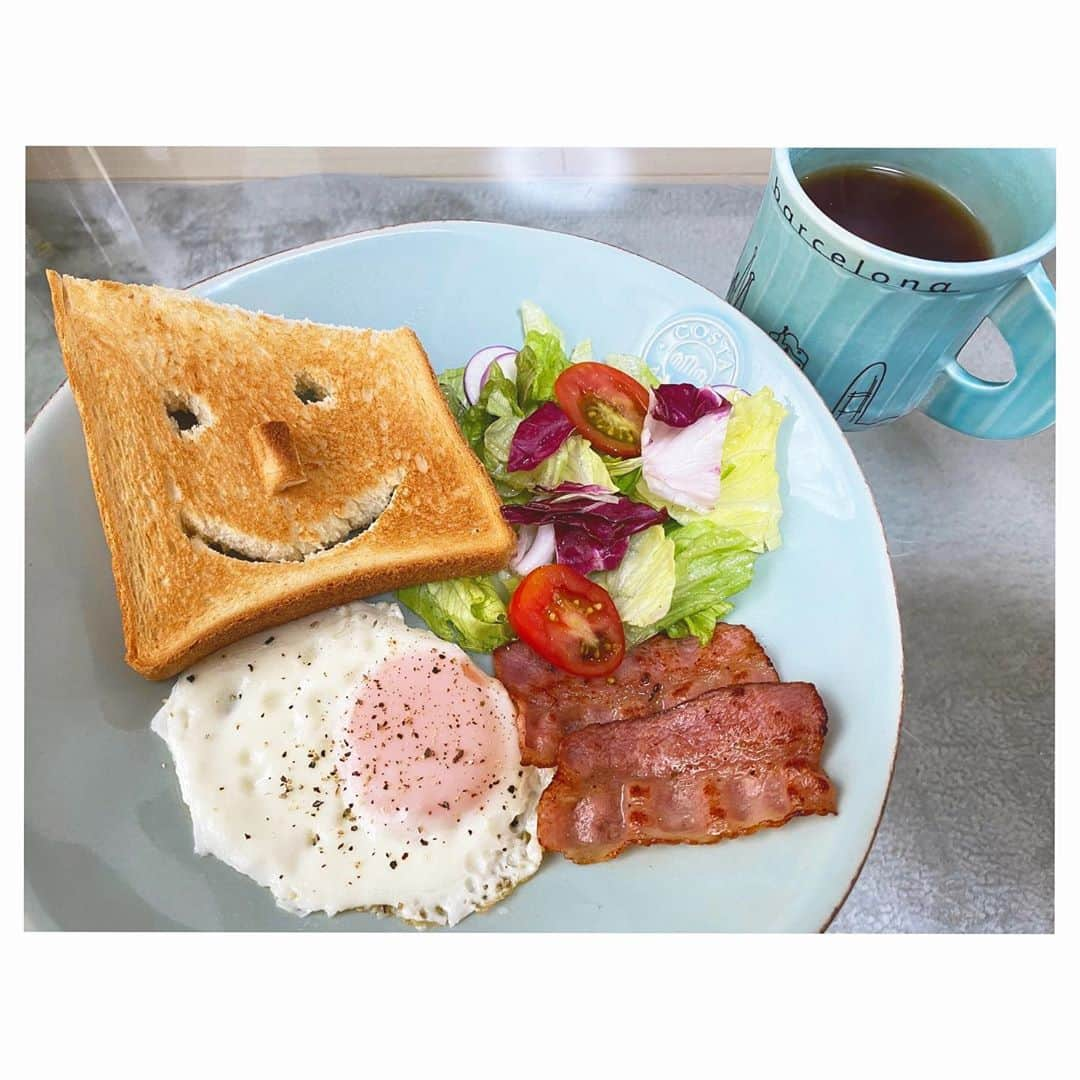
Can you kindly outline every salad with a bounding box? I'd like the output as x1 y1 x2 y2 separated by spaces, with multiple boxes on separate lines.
399 302 786 677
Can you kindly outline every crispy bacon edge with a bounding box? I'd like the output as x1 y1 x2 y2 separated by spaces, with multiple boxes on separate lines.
494 624 780 768
537 681 837 864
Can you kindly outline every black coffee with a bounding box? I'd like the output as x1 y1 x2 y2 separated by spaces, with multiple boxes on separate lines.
798 163 994 262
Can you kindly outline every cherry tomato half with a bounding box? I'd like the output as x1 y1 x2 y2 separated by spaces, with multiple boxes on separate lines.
554 362 650 458
508 564 626 677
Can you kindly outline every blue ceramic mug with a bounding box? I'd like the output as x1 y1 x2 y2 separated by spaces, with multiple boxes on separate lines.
728 149 1056 436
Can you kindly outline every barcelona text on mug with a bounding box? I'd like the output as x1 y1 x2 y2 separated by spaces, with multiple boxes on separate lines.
771 175 957 293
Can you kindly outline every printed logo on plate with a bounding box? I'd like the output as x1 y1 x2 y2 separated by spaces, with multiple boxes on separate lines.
643 314 739 387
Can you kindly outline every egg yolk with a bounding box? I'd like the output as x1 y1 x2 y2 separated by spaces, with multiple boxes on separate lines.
345 647 510 823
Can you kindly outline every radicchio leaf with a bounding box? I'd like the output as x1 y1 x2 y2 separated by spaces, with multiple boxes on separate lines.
651 383 732 428
641 394 730 514
507 402 575 472
501 484 667 575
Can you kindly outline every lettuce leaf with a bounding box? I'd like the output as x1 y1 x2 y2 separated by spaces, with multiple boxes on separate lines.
708 386 786 551
457 362 523 457
601 453 643 495
569 339 594 363
532 435 614 492
397 576 514 652
438 366 468 418
516 330 569 411
593 525 675 628
521 300 566 349
636 387 786 551
477 362 521 420
482 416 526 497
628 520 757 646
604 353 661 389
611 465 642 496
485 420 614 499
639 406 729 515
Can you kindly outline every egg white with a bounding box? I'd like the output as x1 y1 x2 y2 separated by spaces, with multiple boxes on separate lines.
152 601 546 927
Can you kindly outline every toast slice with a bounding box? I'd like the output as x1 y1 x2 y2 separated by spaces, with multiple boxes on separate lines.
47 272 514 679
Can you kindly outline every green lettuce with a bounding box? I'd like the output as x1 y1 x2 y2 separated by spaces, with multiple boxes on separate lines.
476 362 521 420
481 415 525 497
604 353 661 389
521 300 566 349
456 362 523 456
611 467 642 495
637 387 786 552
516 330 569 411
629 520 758 646
438 366 468 418
602 453 643 495
532 434 614 491
593 525 675 629
569 339 594 363
707 387 786 552
397 576 514 653
484 419 614 499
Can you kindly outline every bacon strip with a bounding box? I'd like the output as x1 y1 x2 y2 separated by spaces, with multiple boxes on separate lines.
537 682 837 864
493 626 779 767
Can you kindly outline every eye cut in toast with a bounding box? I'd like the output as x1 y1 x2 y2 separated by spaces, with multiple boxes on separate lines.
46 271 515 679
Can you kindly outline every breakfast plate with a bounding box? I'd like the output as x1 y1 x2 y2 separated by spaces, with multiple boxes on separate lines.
25 220 902 931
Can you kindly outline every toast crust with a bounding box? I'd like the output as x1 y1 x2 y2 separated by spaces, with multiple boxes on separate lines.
47 272 514 678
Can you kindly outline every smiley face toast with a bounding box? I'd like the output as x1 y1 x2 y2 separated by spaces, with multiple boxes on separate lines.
46 272 514 678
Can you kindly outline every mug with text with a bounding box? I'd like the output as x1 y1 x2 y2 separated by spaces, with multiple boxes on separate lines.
728 148 1055 436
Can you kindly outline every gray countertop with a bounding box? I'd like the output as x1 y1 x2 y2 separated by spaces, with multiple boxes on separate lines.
25 175 1054 932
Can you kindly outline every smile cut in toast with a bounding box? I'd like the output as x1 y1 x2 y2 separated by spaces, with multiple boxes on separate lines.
47 272 514 679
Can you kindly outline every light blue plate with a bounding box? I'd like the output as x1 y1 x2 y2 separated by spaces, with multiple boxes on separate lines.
25 221 902 931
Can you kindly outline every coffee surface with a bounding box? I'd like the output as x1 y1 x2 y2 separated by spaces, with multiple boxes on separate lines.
799 164 994 262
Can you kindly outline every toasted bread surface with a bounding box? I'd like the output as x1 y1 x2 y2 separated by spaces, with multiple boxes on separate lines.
248 420 308 494
47 271 514 678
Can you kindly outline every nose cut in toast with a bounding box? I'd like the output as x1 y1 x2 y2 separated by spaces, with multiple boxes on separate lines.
248 419 309 495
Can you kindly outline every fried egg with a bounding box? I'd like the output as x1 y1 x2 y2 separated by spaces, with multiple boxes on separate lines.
152 601 546 926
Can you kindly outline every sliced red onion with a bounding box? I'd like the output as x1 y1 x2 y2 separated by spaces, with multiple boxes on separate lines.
480 350 518 394
507 402 574 472
463 346 518 405
651 383 731 427
510 523 556 575
641 392 730 513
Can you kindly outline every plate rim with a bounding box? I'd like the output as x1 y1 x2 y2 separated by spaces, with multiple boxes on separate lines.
26 218 904 931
